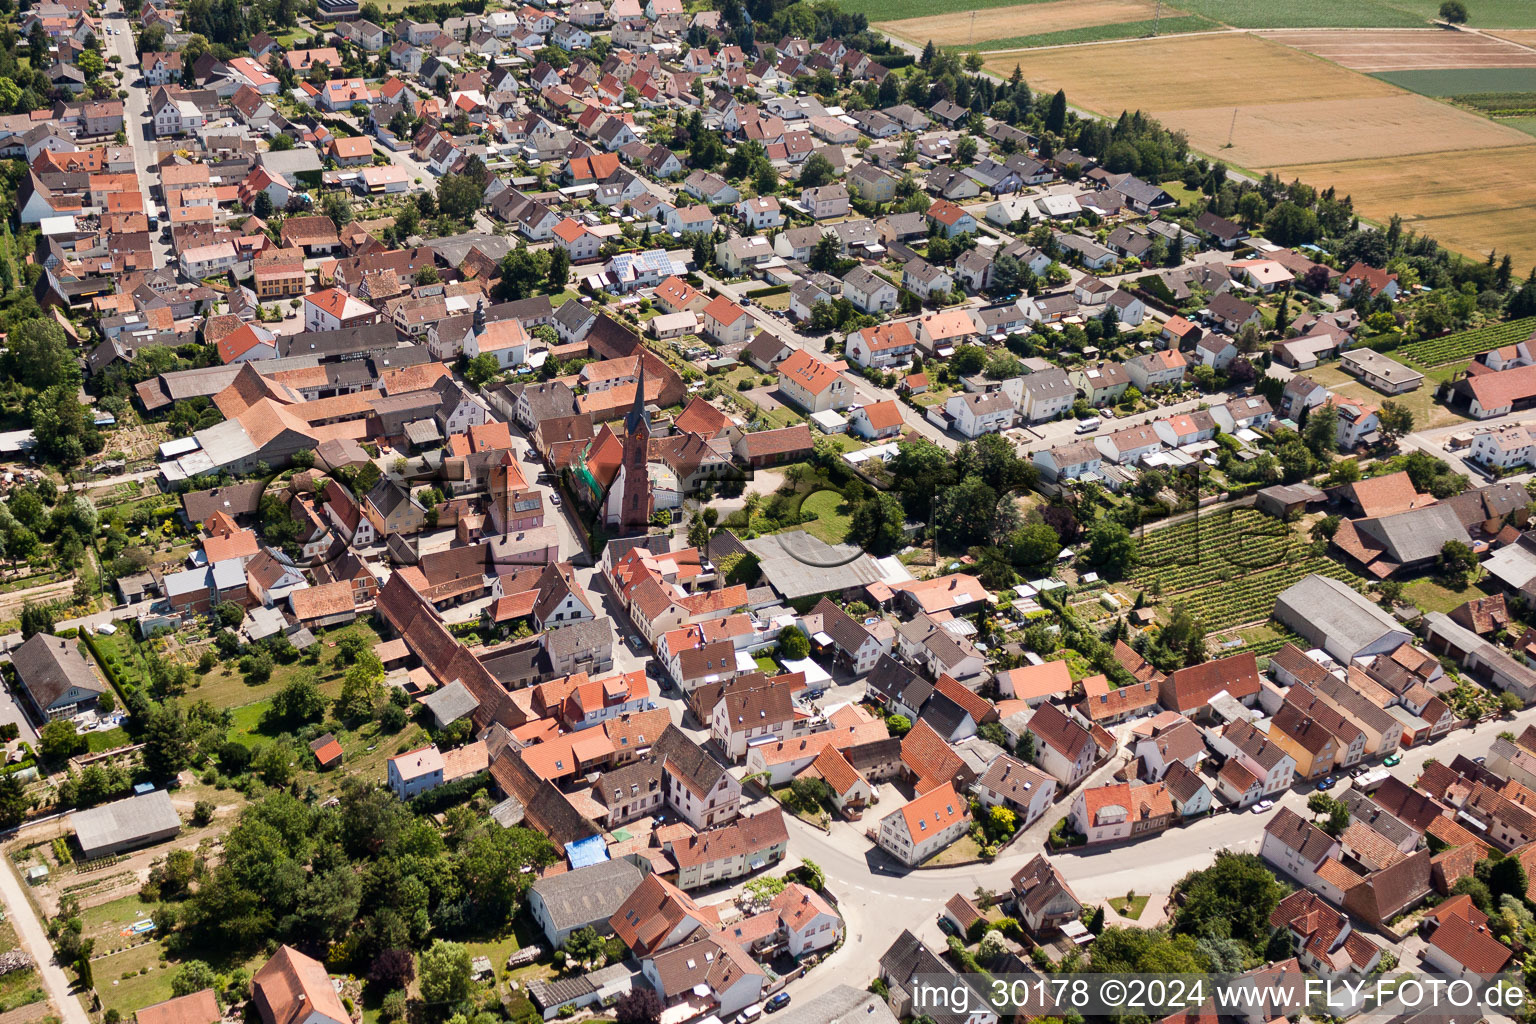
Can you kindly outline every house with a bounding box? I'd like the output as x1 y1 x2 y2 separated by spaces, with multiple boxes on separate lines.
252 947 350 1024
1069 780 1173 845
1024 703 1096 787
1270 889 1382 983
842 266 898 314
1033 440 1104 486
1020 367 1076 423
771 883 842 956
1193 334 1239 371
386 741 487 799
701 296 755 346
1194 211 1247 248
974 755 1055 828
1070 361 1130 406
12 633 107 721
848 400 905 441
926 198 976 238
1010 855 1080 934
1125 349 1186 391
609 873 718 956
942 391 1013 439
1339 262 1400 302
1340 349 1423 394
642 937 764 1018
801 184 849 220
877 782 970 865
1208 292 1261 334
845 321 915 370
1420 898 1514 980
903 259 954 302
526 859 644 947
1260 807 1342 890
668 808 788 889
551 218 602 262
1160 652 1259 717
777 349 850 413
735 196 784 231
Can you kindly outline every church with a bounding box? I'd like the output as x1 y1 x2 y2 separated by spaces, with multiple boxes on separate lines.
575 362 734 531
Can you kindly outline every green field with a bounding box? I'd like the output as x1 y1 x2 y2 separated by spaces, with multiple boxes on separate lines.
1372 69 1536 96
839 0 1055 19
975 14 1214 50
1132 508 1366 634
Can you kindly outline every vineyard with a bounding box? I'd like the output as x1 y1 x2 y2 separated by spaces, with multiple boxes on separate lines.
1397 316 1536 367
1131 508 1368 633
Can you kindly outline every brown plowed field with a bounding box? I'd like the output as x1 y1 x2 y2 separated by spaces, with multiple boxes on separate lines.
1259 27 1536 70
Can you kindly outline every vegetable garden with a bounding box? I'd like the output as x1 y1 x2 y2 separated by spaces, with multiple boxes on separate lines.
1397 316 1536 367
1131 508 1367 632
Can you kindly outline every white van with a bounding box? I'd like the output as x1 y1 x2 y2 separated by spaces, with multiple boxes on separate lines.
1075 417 1101 434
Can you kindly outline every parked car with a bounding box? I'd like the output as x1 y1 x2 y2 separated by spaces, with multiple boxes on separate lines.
765 994 791 1014
737 1006 763 1024
1251 799 1274 814
1316 776 1337 790
1382 754 1402 767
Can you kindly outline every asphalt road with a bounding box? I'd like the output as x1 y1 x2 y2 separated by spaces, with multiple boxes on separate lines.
779 704 1533 999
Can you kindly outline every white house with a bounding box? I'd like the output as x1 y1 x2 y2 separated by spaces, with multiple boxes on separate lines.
877 783 970 866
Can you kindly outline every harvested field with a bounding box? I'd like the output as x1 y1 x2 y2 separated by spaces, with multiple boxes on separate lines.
982 34 1528 167
1271 144 1536 266
878 0 1169 47
1163 93 1531 166
984 33 1398 109
1491 30 1536 46
1259 27 1536 70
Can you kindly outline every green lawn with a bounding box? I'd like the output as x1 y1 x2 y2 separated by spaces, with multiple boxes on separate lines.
973 14 1214 50
95 941 174 1019
1403 577 1488 615
1107 894 1150 920
86 727 130 753
796 489 854 545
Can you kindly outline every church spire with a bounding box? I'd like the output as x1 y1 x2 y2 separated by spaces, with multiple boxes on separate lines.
625 356 651 437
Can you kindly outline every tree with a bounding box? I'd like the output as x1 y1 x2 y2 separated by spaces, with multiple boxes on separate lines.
0 774 28 829
1302 403 1338 456
778 625 810 660
263 675 327 730
1439 0 1468 20
171 961 218 998
886 714 911 737
19 601 56 639
1452 876 1494 915
615 987 664 1024
321 191 353 228
1007 521 1061 569
437 173 482 223
1438 539 1477 589
142 702 194 778
1046 89 1067 134
336 659 385 721
1086 519 1135 578
4 320 80 392
797 153 836 190
547 247 570 292
369 950 415 988
465 354 501 387
39 719 86 760
1378 400 1413 443
417 940 474 1006
1172 852 1288 948
847 491 905 556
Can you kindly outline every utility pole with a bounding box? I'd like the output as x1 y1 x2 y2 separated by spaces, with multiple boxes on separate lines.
1153 0 1163 34
1225 107 1237 148
969 9 976 46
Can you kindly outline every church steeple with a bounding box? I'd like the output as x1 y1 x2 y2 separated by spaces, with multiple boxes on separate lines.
474 295 487 331
625 357 651 438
